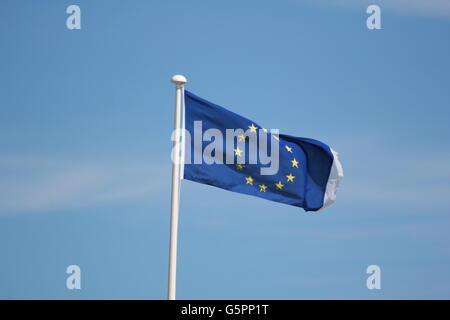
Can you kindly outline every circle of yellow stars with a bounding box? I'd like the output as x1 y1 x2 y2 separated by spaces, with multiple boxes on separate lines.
234 123 300 193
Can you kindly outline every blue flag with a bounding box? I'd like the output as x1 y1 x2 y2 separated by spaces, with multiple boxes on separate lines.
182 90 343 212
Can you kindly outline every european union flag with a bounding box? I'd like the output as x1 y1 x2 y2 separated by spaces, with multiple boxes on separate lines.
182 90 343 212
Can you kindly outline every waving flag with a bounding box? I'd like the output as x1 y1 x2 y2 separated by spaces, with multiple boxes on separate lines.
167 75 344 299
182 90 343 212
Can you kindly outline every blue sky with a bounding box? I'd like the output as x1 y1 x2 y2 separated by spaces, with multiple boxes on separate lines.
1 0 450 299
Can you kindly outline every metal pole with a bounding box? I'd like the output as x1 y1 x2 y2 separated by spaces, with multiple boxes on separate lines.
168 74 187 300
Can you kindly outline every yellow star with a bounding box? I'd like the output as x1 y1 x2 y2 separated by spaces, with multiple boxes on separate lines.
286 173 295 182
291 158 299 168
238 134 246 142
285 145 293 153
275 181 284 190
234 147 243 156
248 123 257 133
235 164 245 170
245 176 254 185
259 184 268 192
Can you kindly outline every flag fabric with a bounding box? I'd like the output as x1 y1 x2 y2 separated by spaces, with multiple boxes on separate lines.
182 90 343 212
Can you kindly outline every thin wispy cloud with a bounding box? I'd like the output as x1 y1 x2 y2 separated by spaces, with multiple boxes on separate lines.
1 132 449 215
312 0 450 19
335 133 450 211
0 155 170 214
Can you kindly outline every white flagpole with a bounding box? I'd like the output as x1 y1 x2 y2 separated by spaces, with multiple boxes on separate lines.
168 74 187 300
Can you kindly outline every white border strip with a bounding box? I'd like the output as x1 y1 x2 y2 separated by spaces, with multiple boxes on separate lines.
321 148 344 210
180 87 186 180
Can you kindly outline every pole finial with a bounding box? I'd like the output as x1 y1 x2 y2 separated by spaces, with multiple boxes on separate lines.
171 74 187 86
